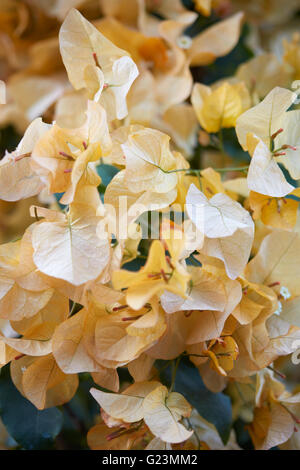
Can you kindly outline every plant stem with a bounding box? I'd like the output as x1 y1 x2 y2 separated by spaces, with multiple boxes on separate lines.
212 165 249 173
63 403 87 435
267 365 286 380
186 352 231 358
186 417 201 450
166 166 249 175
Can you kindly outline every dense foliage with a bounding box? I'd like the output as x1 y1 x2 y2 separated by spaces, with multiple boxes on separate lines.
1 0 300 451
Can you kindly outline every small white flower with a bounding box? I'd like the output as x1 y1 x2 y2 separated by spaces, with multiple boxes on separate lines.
176 35 193 50
274 300 282 316
21 366 27 373
280 286 291 300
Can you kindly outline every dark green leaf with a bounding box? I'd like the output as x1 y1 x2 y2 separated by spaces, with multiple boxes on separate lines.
191 24 254 85
186 252 202 267
58 374 100 449
0 366 63 449
181 0 195 12
96 164 119 187
184 12 219 37
96 164 120 202
0 125 21 158
54 192 67 210
222 128 250 163
278 163 297 188
122 257 145 272
233 418 254 450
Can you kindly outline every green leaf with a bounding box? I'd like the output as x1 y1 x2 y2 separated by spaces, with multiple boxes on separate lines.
191 24 253 85
181 0 195 12
58 374 99 449
279 163 297 188
186 252 202 267
54 192 67 210
0 366 63 449
96 164 120 202
222 128 250 163
158 358 232 444
233 418 254 450
184 12 220 37
122 257 145 272
0 125 21 158
96 164 119 187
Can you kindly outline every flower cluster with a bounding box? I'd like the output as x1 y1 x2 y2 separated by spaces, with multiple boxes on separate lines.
1 0 300 452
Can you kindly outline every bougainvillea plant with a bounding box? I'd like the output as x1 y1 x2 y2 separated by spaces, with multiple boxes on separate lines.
1 0 300 451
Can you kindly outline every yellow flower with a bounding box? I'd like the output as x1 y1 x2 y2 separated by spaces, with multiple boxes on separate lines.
113 237 190 310
192 81 249 133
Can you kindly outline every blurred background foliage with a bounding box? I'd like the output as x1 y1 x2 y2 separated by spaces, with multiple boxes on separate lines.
1 0 300 450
